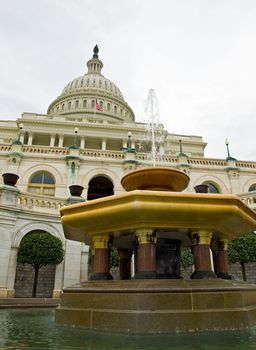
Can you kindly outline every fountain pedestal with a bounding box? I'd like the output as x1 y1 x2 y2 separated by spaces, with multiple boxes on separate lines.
57 166 256 333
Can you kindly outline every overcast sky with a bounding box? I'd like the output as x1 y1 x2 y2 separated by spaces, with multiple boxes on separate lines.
0 0 256 160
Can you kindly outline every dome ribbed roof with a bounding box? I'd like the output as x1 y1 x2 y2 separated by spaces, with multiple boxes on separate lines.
61 73 124 100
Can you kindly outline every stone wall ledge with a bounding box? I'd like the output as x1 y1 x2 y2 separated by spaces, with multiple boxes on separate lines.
0 298 60 308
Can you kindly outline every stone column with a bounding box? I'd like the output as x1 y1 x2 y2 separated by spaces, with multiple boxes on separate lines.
58 134 64 148
212 238 232 280
80 136 85 149
90 235 113 280
135 229 156 279
27 132 34 146
122 139 127 148
101 137 107 151
90 244 95 277
118 249 133 280
50 134 56 147
20 133 24 144
190 230 216 279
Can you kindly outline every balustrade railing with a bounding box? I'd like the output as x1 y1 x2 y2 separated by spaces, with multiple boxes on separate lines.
0 142 256 171
187 158 227 166
22 145 69 155
237 191 256 210
17 192 66 212
0 145 12 152
79 149 125 159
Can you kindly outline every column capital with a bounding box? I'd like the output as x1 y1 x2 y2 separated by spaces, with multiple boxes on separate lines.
191 230 212 245
135 229 156 244
92 234 111 249
211 237 229 251
218 238 229 251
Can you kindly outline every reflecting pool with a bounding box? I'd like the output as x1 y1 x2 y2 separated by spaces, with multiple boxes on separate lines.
0 308 256 350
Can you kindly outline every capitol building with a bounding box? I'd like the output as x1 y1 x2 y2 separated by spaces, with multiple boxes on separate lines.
0 47 255 298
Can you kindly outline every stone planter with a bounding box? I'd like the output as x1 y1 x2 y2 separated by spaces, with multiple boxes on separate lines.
69 185 84 197
194 184 209 193
2 173 19 186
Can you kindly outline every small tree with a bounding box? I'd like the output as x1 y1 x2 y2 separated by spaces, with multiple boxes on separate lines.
228 233 256 281
110 248 119 268
180 248 194 269
17 231 64 297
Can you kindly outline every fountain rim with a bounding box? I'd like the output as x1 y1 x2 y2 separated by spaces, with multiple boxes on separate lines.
60 190 256 243
121 166 190 192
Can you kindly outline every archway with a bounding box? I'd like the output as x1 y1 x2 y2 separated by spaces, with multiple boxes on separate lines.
87 176 114 200
14 230 56 298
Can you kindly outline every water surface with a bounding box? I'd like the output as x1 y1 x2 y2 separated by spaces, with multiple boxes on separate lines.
0 308 256 350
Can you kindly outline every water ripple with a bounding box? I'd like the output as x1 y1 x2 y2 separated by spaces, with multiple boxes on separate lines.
0 309 256 350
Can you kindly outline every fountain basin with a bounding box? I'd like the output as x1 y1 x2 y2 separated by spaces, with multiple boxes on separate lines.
56 279 256 333
121 167 189 191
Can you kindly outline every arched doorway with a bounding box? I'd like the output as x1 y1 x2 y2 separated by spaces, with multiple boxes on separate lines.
14 231 56 298
87 176 114 200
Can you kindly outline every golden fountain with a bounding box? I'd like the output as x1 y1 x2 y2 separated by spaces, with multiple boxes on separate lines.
56 167 256 333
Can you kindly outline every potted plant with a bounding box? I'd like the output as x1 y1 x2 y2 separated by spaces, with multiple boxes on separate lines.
2 173 19 186
194 184 209 193
69 185 84 197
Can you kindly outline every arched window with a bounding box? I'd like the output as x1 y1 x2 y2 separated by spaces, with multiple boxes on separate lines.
107 103 111 111
83 99 87 108
75 100 79 108
87 176 114 201
62 103 65 110
249 184 256 192
202 182 220 193
28 172 55 196
68 102 71 109
114 105 117 114
91 100 95 109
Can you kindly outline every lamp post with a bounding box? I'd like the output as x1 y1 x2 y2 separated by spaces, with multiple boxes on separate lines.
225 139 231 158
127 131 132 150
70 127 79 149
13 123 24 145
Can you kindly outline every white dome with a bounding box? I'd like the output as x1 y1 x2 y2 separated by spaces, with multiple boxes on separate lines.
47 49 135 122
61 74 124 101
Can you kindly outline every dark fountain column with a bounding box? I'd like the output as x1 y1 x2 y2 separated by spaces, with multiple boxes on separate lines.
190 230 216 279
118 249 133 280
90 235 113 280
135 229 157 279
212 238 232 280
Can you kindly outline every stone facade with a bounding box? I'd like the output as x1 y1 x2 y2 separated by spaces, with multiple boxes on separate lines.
0 47 255 297
14 263 56 298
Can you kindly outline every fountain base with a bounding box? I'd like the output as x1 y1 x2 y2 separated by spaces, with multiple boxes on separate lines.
56 279 256 333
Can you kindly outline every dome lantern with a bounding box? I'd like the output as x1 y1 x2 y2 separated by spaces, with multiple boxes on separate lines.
86 45 103 75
